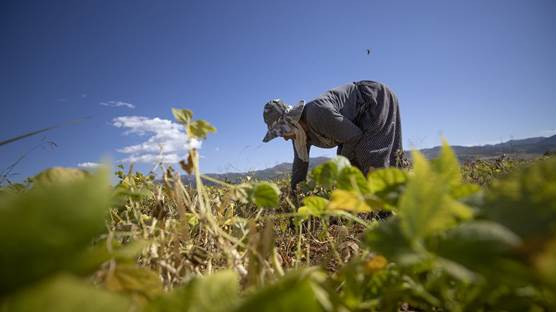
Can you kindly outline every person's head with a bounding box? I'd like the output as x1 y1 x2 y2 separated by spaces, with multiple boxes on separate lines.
261 99 305 143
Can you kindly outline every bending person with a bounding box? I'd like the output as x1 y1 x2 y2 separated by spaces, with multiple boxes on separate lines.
262 80 403 192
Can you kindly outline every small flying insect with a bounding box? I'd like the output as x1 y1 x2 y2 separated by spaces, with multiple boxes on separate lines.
366 49 371 55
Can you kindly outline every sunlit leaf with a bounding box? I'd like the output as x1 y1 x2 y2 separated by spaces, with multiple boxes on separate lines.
431 140 462 189
105 263 163 300
172 108 193 124
368 167 408 194
235 269 329 312
1 274 131 312
367 167 408 209
398 151 455 241
147 270 240 312
337 166 369 193
310 156 350 188
249 182 281 208
328 189 371 213
32 167 89 186
70 240 148 276
450 183 481 199
298 196 329 217
0 169 111 295
188 120 216 140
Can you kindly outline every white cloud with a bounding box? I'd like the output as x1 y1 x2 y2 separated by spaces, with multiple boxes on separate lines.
112 116 201 164
78 162 100 168
100 101 136 109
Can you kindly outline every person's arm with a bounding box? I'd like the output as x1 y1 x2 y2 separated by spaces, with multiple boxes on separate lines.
290 141 311 191
309 105 362 159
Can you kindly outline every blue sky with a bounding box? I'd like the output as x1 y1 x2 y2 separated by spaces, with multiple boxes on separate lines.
1 0 555 180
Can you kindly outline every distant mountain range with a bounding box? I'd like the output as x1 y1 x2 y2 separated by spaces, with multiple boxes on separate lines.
182 135 556 185
419 135 556 160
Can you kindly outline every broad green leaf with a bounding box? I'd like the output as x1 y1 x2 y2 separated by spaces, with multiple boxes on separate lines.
330 155 351 171
172 108 193 124
235 269 328 312
105 263 163 300
368 168 408 194
450 183 481 199
367 168 408 209
430 221 524 281
434 258 478 284
69 240 149 275
147 270 240 312
364 217 423 266
534 238 556 286
249 182 281 208
1 274 131 312
310 156 351 188
188 120 216 140
0 169 111 295
431 140 462 189
328 189 371 213
483 157 556 242
32 167 88 186
337 166 369 193
398 151 456 241
298 196 329 217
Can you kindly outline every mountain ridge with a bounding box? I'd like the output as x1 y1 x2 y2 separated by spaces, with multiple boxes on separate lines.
183 135 556 185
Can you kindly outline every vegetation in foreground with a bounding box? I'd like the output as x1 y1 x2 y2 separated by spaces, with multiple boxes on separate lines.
1 108 555 311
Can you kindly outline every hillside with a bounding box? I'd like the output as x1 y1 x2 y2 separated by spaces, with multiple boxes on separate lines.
183 135 556 185
419 135 556 161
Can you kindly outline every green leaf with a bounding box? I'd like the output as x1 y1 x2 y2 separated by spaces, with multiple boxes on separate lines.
0 169 112 295
235 269 329 312
188 120 216 140
534 238 556 286
398 151 473 242
32 167 89 186
337 166 369 193
298 196 329 217
172 108 193 124
328 189 371 213
433 258 478 284
249 182 281 208
147 270 240 312
105 263 163 300
430 221 524 281
431 140 462 189
69 240 149 275
1 274 131 312
368 167 408 194
310 156 350 188
367 167 408 209
483 157 556 241
364 217 423 266
450 183 481 199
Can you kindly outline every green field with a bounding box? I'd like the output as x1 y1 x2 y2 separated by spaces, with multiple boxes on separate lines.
1 109 555 312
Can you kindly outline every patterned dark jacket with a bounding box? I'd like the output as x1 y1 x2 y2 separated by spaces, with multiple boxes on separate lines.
291 80 402 190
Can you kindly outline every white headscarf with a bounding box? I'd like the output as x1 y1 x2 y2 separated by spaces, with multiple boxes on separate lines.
292 121 309 162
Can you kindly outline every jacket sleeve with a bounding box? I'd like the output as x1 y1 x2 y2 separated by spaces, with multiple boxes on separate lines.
291 142 311 191
308 105 362 159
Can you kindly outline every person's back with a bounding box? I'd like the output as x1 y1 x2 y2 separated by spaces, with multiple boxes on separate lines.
262 80 403 192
